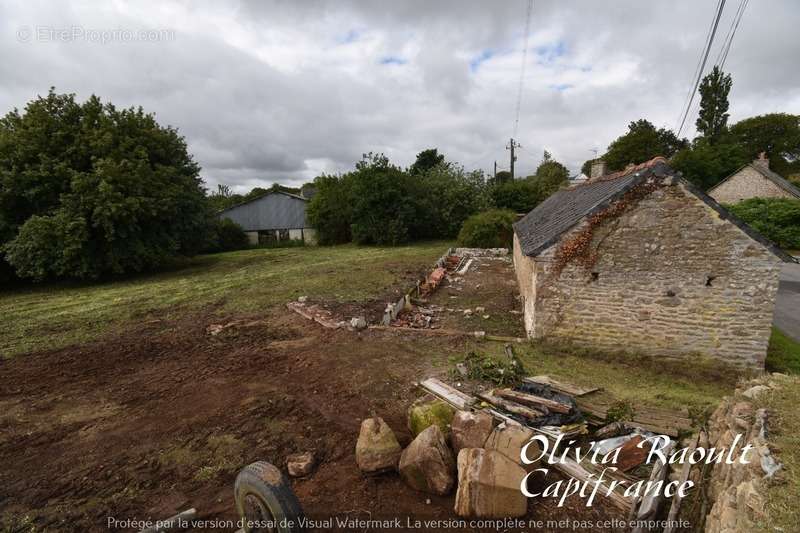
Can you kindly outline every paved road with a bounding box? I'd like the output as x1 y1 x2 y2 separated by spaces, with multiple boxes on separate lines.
775 261 800 342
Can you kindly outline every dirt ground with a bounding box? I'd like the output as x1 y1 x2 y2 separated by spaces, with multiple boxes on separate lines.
0 258 621 532
425 256 525 337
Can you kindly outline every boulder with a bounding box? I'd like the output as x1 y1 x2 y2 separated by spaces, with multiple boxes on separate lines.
286 451 316 477
408 398 455 437
355 416 402 473
399 425 456 495
450 411 493 454
484 424 539 471
454 448 528 518
350 316 367 330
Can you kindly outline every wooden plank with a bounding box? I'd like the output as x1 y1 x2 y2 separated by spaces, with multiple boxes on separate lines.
523 375 600 397
632 440 676 533
477 392 544 421
495 388 572 414
419 378 476 410
663 434 699 533
575 397 692 438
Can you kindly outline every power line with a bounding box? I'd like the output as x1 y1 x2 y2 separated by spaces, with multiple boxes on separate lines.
675 0 727 138
513 0 533 138
716 0 748 69
674 0 721 132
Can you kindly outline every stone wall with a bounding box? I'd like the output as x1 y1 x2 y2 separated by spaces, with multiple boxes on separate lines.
512 233 537 335
525 181 782 369
703 375 786 532
709 165 795 204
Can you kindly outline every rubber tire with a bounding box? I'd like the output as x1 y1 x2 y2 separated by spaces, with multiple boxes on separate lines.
234 461 305 533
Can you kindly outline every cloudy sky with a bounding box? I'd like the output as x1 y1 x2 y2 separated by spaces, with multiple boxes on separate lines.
2 1 799 192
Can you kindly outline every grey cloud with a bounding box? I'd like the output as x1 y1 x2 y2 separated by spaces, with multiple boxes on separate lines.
1 0 798 191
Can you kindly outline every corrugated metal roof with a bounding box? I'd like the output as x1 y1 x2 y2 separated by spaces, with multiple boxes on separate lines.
219 191 310 231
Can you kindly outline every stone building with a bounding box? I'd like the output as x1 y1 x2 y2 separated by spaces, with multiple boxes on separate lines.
512 157 793 369
708 153 800 204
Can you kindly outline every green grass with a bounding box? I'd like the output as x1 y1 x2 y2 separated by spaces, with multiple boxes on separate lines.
0 241 450 357
467 341 731 413
756 375 800 532
767 327 800 374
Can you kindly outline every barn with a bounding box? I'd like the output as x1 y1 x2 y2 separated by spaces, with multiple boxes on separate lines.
218 190 317 245
512 157 793 370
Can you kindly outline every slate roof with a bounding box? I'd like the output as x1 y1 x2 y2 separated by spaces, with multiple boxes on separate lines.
709 162 800 199
513 157 795 262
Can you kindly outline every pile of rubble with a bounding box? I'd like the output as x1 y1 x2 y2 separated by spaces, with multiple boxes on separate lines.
355 399 535 517
353 362 708 526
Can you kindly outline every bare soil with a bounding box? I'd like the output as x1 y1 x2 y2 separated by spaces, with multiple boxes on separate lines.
0 267 619 532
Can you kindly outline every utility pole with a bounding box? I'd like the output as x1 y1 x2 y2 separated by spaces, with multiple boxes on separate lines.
493 161 497 182
506 138 520 179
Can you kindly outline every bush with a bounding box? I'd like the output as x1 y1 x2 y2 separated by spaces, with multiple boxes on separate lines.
727 197 800 249
457 209 516 248
203 218 249 253
0 90 210 281
489 180 542 213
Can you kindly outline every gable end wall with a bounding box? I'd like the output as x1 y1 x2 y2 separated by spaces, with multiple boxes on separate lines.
709 166 796 204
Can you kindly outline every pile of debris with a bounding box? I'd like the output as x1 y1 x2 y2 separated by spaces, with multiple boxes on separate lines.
402 365 697 526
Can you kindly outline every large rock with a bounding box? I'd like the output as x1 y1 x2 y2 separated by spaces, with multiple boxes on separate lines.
408 398 455 437
454 448 528 518
451 410 494 454
355 416 402 473
398 425 456 495
484 424 540 471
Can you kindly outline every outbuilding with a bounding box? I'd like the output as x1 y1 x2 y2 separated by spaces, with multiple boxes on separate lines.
708 153 800 204
512 157 793 370
219 190 317 246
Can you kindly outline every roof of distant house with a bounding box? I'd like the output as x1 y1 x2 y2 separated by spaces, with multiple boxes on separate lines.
708 161 800 199
513 157 794 262
218 189 308 214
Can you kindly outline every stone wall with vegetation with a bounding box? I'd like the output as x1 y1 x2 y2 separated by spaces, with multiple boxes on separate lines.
709 165 795 204
703 375 785 532
525 181 782 369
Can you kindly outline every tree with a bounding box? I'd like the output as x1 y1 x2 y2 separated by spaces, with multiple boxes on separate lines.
603 119 688 172
695 66 732 144
409 148 446 175
419 163 489 238
489 180 542 213
671 139 748 190
531 150 569 197
729 113 800 176
306 173 354 245
0 89 209 281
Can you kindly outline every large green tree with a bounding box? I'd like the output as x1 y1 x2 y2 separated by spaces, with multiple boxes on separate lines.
671 139 748 190
695 66 732 144
602 119 688 172
531 150 569 196
409 148 446 175
0 89 209 281
728 113 800 176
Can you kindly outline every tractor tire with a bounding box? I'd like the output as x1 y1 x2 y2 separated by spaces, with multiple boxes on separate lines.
234 461 305 533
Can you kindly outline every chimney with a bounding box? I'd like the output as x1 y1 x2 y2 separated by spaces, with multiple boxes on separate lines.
590 159 608 180
753 152 769 171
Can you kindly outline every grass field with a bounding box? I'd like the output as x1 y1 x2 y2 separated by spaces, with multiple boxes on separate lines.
0 241 450 357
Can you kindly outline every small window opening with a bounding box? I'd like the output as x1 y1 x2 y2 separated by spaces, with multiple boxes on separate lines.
590 272 599 282
705 276 716 287
665 289 676 297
